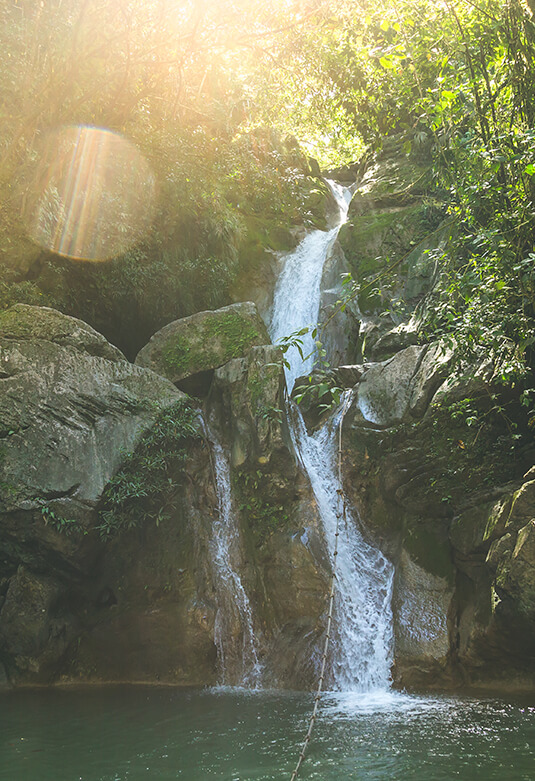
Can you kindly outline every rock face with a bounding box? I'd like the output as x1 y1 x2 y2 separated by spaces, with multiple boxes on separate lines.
337 137 451 362
135 302 270 389
209 344 288 468
335 338 535 691
317 238 360 368
206 342 330 688
0 303 330 690
355 343 452 426
0 304 219 686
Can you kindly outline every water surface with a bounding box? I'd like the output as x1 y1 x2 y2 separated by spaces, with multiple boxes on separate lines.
1 687 533 780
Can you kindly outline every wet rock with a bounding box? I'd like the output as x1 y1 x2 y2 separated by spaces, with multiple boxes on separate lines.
506 481 535 532
318 239 360 367
450 496 512 557
260 525 329 688
331 364 368 388
495 520 535 621
59 433 219 687
393 551 453 663
209 344 288 469
0 566 71 681
486 533 514 572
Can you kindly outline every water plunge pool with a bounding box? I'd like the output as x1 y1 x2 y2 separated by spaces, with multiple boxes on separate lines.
1 686 533 780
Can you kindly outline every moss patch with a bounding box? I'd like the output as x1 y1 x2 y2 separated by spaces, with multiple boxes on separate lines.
161 312 262 377
234 467 291 546
97 398 199 538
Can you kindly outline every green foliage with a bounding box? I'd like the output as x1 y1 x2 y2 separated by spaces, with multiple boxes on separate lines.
384 388 530 512
293 371 343 416
161 337 192 377
0 266 55 312
40 504 86 537
276 326 343 414
234 468 289 545
97 398 199 539
259 0 535 397
0 2 326 356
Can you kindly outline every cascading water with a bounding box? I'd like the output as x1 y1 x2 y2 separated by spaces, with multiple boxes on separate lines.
270 181 352 391
202 419 262 688
290 402 394 690
270 180 395 692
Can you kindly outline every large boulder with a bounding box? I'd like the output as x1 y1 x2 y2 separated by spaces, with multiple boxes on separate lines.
0 306 181 513
135 302 270 387
393 551 454 688
355 342 452 427
0 304 221 684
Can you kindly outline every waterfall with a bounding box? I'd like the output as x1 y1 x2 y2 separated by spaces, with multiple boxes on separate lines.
269 180 395 692
290 403 394 690
202 418 262 688
270 181 352 392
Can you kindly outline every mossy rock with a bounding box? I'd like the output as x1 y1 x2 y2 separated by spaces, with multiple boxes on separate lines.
0 304 125 362
450 496 512 557
135 302 270 383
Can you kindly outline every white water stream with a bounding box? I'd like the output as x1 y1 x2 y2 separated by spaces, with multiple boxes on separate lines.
203 420 262 688
270 181 352 391
270 180 395 691
290 403 394 690
204 180 395 692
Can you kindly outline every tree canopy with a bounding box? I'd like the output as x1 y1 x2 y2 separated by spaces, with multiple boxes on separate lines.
1 0 535 387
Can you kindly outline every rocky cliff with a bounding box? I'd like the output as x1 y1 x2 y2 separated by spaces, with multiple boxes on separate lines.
1 138 534 693
0 303 329 689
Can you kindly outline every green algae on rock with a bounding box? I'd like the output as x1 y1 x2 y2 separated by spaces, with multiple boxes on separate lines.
135 302 270 385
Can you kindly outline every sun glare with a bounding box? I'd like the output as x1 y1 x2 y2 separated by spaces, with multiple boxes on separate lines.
27 126 156 262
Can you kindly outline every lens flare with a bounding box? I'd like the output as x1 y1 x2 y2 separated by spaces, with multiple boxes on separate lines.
26 126 156 261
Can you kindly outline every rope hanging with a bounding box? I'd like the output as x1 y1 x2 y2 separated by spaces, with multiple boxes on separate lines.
289 393 352 781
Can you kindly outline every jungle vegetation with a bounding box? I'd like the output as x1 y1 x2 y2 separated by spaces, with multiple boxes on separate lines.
1 0 535 395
